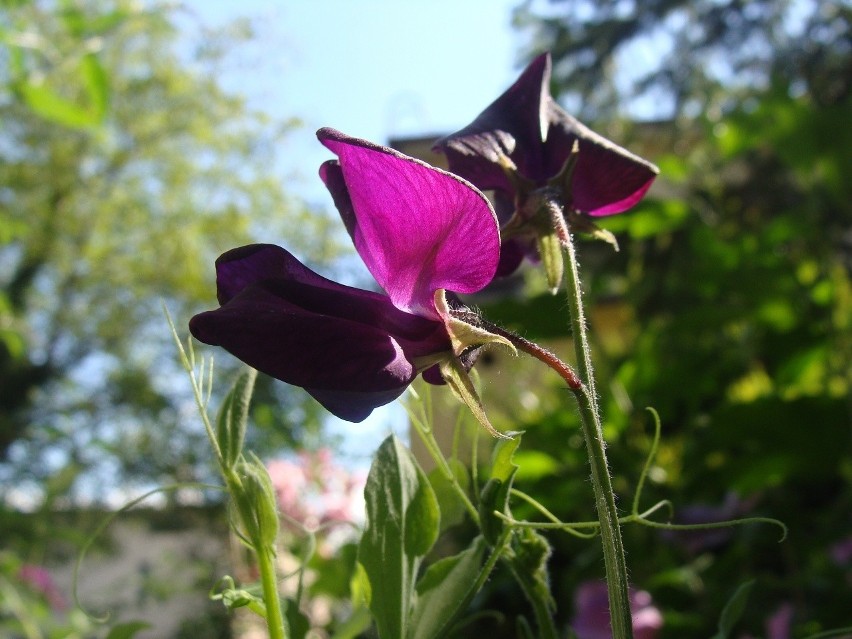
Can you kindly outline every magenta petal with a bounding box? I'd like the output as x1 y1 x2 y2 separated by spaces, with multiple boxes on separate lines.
318 128 500 316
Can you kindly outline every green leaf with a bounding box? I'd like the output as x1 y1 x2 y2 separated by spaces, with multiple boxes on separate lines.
330 606 373 639
407 536 488 639
285 598 311 639
358 435 440 639
427 458 470 531
215 367 257 468
81 52 109 118
15 79 99 129
104 621 151 639
13 53 109 129
711 580 755 639
513 450 559 482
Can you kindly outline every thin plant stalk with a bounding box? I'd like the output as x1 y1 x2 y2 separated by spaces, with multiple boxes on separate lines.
562 230 634 639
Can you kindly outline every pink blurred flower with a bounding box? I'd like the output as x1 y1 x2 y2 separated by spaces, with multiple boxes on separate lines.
571 581 663 639
765 602 794 639
830 535 852 565
18 563 66 611
266 448 365 533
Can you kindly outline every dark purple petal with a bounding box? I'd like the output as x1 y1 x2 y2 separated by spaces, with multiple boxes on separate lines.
318 160 357 239
216 243 359 305
318 127 500 317
305 387 407 422
495 238 528 277
433 53 551 194
543 102 658 216
213 245 446 351
190 245 451 421
192 285 413 391
434 53 658 216
421 364 443 385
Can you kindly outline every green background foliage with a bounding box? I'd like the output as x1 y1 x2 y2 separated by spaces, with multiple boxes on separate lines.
0 0 340 497
465 1 850 635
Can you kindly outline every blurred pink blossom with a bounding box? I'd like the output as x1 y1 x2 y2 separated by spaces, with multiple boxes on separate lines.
829 535 852 565
664 492 759 555
765 602 794 639
266 448 365 534
18 563 66 610
571 581 663 639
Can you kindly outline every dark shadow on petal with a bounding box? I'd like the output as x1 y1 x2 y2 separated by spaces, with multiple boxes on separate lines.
319 160 357 240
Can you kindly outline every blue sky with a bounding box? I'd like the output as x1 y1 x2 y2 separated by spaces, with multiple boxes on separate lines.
187 0 525 202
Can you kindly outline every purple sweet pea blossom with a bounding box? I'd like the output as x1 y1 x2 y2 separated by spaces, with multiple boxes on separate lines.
434 52 658 275
190 129 500 422
571 581 663 639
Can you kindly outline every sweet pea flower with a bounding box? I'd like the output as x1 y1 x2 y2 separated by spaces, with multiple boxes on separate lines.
434 52 658 281
190 129 503 423
571 581 663 639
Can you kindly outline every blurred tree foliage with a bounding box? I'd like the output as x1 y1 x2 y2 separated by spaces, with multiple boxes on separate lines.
0 0 338 499
514 0 850 120
464 1 851 636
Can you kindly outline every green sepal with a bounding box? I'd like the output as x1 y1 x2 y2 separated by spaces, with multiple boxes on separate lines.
516 616 536 639
434 290 516 357
216 367 257 469
438 356 510 440
236 454 280 549
566 210 620 251
547 139 580 200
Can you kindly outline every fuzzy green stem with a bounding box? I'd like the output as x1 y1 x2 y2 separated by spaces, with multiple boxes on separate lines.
228 472 288 639
562 229 634 639
256 544 287 639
